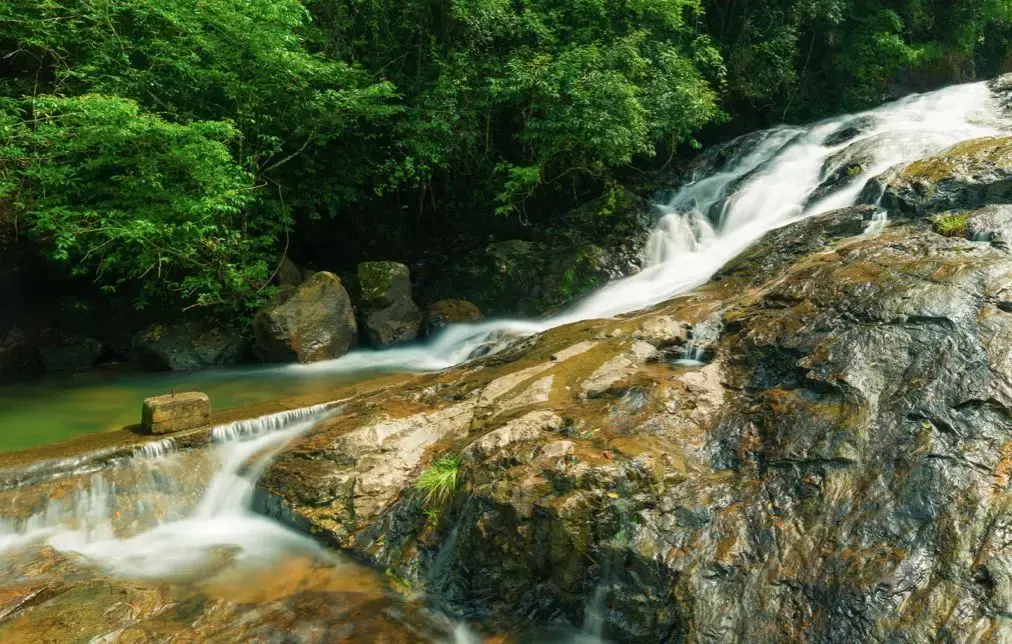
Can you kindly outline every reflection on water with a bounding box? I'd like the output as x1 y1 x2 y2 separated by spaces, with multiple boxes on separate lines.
0 363 378 452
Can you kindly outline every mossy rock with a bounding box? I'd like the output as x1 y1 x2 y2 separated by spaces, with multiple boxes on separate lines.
253 272 358 363
424 300 484 335
882 136 1012 215
358 261 412 307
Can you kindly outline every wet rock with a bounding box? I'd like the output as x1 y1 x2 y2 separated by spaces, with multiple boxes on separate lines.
808 132 938 207
462 411 563 464
358 261 422 349
882 136 1012 215
965 204 1012 242
259 192 1012 641
423 299 483 335
823 115 878 147
134 322 242 372
715 205 876 286
142 392 211 435
989 73 1012 116
37 333 104 373
253 271 358 363
633 316 688 348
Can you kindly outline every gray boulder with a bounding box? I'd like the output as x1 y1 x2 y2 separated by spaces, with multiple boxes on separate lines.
253 271 358 363
39 333 104 373
134 322 243 372
358 262 422 349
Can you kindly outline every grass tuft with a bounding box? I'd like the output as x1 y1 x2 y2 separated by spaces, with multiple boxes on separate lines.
933 213 969 238
416 455 461 505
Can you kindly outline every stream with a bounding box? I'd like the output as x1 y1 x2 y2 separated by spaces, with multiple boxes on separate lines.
1 79 1010 640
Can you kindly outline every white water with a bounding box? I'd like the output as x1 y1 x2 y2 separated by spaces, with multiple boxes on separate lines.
0 408 334 578
1 79 1010 639
285 80 1011 377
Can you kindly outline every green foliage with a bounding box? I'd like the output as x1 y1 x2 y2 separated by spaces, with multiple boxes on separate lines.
311 0 723 216
0 95 269 313
706 0 1012 121
0 0 396 315
416 455 462 505
1 0 1009 323
933 213 969 237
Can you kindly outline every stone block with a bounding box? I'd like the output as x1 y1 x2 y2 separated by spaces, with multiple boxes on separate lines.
141 392 211 435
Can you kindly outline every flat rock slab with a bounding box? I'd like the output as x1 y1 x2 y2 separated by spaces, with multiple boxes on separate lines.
142 392 211 435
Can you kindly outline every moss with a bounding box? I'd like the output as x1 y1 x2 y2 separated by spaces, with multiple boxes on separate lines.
933 213 969 238
901 137 1012 184
357 261 405 302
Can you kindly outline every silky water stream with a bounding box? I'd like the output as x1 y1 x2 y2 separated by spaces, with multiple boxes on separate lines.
0 408 478 641
1 79 1011 641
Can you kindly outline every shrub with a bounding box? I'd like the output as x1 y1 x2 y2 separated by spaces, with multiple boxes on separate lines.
416 455 462 505
933 214 969 238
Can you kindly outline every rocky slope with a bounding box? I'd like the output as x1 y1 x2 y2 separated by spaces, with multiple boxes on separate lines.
256 125 1012 640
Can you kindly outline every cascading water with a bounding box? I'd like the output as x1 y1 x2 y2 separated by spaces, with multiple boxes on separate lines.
3 80 1012 641
288 80 1011 376
0 410 333 576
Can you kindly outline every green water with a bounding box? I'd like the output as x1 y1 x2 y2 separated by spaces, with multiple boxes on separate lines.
0 364 377 452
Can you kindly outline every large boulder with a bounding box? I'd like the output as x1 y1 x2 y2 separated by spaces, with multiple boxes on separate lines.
133 322 243 372
423 299 483 335
253 272 357 363
422 188 654 317
357 262 422 349
38 332 104 373
881 136 1012 215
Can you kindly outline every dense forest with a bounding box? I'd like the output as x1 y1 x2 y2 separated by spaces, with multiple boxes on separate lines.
1 0 1010 320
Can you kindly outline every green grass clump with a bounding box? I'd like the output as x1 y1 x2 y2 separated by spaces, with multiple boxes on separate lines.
416 455 461 505
933 214 969 238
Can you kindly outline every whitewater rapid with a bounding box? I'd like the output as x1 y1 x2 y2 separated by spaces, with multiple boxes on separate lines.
290 80 1011 375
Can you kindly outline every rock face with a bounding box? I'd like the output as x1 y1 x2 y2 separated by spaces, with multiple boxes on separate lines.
253 272 358 363
134 323 242 372
882 136 1012 214
423 299 483 335
258 136 1012 644
357 262 422 349
141 392 211 435
422 188 654 317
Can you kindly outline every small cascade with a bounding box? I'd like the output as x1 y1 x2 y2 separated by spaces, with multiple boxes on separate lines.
0 405 336 580
133 437 176 459
676 316 722 366
268 80 1011 379
210 401 339 443
865 209 889 235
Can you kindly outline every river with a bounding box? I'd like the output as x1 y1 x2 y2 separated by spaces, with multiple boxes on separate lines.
0 79 1009 640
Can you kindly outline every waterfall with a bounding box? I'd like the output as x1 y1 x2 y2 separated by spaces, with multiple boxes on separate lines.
280 80 1011 377
0 408 335 580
